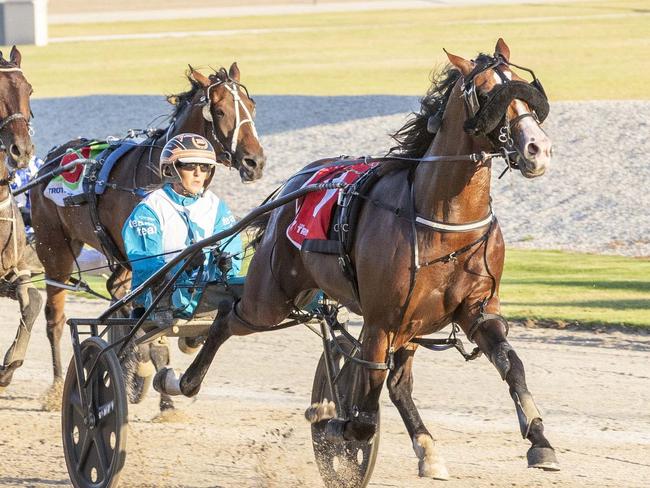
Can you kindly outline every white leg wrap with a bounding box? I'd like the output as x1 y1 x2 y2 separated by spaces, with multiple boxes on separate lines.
412 433 450 480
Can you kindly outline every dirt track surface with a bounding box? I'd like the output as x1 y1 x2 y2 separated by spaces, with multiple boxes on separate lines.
1 294 649 487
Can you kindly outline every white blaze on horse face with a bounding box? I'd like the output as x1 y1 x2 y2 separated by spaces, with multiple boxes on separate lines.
493 70 512 83
512 99 552 178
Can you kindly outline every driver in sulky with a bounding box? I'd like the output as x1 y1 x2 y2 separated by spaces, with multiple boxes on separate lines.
122 133 241 318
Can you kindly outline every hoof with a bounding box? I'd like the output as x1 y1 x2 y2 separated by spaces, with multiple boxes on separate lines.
177 337 202 355
419 459 450 480
160 398 175 411
0 362 21 388
304 398 336 423
414 434 449 480
527 447 560 471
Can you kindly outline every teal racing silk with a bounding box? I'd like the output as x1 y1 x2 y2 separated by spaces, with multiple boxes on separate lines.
122 183 242 317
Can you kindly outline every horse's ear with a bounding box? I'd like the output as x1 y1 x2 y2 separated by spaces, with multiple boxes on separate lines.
495 38 510 62
166 95 179 106
229 62 240 82
189 68 211 87
444 49 473 77
10 45 21 67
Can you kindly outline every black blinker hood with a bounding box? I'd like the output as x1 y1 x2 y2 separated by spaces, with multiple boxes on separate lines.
463 80 549 136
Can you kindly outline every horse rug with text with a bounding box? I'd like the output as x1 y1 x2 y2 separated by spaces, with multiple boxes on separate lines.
43 141 138 207
286 161 378 250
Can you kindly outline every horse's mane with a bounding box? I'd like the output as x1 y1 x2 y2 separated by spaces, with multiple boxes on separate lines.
388 65 461 158
389 54 499 158
167 67 231 119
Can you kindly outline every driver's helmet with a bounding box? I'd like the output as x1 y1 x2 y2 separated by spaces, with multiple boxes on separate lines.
159 133 218 190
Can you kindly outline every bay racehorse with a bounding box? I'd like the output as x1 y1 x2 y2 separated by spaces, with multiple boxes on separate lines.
30 63 265 408
154 39 560 477
0 47 42 391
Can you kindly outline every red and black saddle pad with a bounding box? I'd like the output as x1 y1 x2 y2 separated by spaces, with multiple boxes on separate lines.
286 161 378 250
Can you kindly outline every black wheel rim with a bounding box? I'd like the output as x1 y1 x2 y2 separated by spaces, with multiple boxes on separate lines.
63 338 127 488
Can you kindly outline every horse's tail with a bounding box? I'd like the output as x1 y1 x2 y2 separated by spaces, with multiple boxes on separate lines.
245 212 272 250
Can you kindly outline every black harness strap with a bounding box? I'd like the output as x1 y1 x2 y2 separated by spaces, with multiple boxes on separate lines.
419 220 495 268
81 149 128 271
468 312 510 342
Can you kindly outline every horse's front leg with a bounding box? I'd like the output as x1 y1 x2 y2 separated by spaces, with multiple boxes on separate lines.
153 277 295 399
386 344 449 479
458 299 560 471
0 274 42 389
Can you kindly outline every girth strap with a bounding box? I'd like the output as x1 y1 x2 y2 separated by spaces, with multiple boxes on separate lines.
415 207 494 232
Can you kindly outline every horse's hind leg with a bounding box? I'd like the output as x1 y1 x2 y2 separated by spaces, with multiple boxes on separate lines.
0 273 43 389
466 311 560 471
32 210 81 388
386 344 449 480
333 326 390 442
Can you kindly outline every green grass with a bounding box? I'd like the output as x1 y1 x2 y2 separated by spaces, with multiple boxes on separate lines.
501 250 650 328
38 249 650 328
9 0 650 99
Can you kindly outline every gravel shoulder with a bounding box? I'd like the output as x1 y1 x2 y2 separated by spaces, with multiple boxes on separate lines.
31 97 650 257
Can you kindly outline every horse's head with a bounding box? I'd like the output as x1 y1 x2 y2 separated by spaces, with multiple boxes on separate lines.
190 64 265 182
446 39 551 178
0 46 34 173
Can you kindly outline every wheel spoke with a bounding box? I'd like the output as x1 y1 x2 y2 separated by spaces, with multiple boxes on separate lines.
76 429 93 473
92 367 103 407
94 431 110 479
69 388 84 418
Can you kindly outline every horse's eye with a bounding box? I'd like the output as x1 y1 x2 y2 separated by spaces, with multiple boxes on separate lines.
214 109 225 118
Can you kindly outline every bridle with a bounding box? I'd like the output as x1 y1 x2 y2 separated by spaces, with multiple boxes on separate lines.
0 67 35 155
460 54 549 173
199 75 260 167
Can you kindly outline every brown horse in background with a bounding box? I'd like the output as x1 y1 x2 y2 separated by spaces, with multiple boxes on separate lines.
155 38 560 479
30 63 265 407
0 47 42 391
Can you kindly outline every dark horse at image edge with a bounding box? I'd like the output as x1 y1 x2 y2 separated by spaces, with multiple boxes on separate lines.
0 47 42 391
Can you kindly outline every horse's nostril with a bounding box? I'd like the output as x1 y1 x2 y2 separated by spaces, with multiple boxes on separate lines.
9 144 21 159
526 142 540 157
244 158 257 169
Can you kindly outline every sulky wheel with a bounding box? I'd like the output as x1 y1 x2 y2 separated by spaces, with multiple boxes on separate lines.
62 337 128 488
311 336 380 488
108 324 152 404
